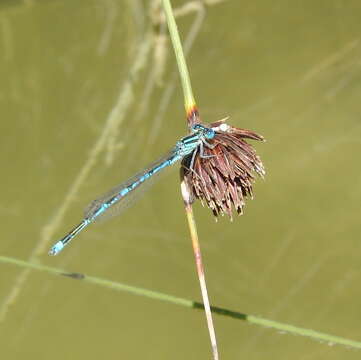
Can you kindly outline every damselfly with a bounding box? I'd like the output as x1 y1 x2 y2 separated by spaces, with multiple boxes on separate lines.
48 124 215 256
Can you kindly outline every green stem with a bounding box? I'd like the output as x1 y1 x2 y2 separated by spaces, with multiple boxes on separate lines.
1 255 361 350
162 0 196 111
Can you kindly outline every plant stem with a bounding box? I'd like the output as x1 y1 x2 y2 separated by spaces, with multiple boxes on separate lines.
1 255 361 350
162 1 217 357
184 203 219 360
162 0 196 113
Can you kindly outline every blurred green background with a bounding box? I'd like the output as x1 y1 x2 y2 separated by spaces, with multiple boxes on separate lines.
1 0 361 359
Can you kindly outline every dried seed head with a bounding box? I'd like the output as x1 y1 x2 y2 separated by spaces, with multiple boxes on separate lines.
181 118 265 219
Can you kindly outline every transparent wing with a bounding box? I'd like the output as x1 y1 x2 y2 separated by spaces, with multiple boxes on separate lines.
84 149 181 223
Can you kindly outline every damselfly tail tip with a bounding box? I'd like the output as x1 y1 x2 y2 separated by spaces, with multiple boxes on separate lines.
48 241 64 256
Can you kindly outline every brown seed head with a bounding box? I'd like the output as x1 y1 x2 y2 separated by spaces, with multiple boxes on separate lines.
181 118 265 219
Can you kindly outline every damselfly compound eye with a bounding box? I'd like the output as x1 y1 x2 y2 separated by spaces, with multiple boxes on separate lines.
205 128 215 139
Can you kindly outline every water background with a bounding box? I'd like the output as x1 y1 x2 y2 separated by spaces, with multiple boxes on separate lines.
1 1 361 359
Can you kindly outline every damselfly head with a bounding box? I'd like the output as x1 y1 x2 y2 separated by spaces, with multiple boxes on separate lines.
191 123 215 140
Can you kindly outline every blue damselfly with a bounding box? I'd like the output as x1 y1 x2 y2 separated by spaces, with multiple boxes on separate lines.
48 124 215 256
